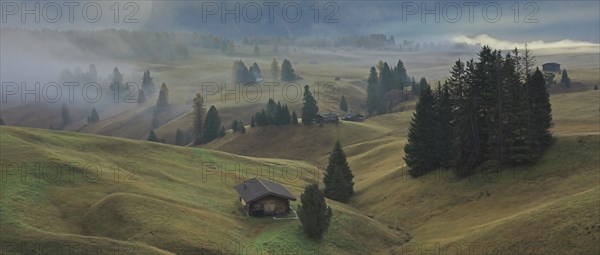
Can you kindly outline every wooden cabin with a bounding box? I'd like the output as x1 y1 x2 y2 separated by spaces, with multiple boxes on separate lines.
542 63 561 72
234 178 296 217
316 112 340 124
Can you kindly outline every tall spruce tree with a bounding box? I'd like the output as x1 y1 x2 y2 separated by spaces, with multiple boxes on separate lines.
291 110 299 125
271 59 280 81
433 83 453 168
561 69 571 88
404 85 437 176
528 68 553 156
87 108 100 123
203 105 222 143
301 85 319 124
366 67 380 115
250 116 256 127
175 129 184 146
157 82 169 109
193 93 205 145
141 70 155 95
323 141 354 202
61 103 70 127
297 183 333 239
339 95 348 112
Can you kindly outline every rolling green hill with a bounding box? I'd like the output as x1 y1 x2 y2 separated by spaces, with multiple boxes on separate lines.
0 126 405 255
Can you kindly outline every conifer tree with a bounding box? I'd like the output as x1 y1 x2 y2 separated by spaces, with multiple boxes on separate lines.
87 108 100 123
323 141 355 202
147 130 159 142
137 89 146 104
561 69 571 88
175 129 184 146
141 70 155 95
379 62 394 93
366 67 380 115
250 116 256 127
271 59 280 81
157 82 169 109
298 183 333 239
281 59 300 81
193 93 205 145
433 83 453 168
61 103 70 127
0 117 4 126
301 85 319 124
339 95 348 112
528 68 553 156
237 121 246 134
109 67 124 93
291 110 299 125
231 120 240 132
203 105 222 143
404 85 437 176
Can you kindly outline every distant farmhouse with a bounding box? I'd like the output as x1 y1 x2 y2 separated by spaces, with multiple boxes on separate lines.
234 178 296 217
342 113 365 122
316 112 340 124
542 63 561 72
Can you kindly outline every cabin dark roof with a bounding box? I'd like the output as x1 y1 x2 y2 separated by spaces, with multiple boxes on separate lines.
543 62 560 66
317 112 339 118
234 178 296 203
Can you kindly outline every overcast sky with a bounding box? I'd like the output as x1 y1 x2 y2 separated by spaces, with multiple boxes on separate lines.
2 1 599 47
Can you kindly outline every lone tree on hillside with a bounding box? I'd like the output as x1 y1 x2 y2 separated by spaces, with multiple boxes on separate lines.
157 82 169 109
147 130 159 142
0 117 5 125
61 103 70 126
323 141 355 202
271 59 280 81
192 93 205 145
560 69 571 88
203 105 222 143
339 95 348 112
301 85 319 125
175 129 184 146
141 70 156 95
109 67 124 92
87 108 99 123
298 183 333 239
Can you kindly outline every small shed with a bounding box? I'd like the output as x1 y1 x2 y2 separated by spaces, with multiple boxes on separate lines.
542 63 561 72
316 112 340 124
342 113 365 122
234 178 296 217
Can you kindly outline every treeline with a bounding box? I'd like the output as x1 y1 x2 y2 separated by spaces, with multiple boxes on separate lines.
404 46 553 177
233 58 300 84
251 99 297 127
4 28 236 62
366 59 415 115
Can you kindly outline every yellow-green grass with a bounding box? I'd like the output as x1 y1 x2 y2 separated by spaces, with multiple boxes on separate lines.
0 126 402 254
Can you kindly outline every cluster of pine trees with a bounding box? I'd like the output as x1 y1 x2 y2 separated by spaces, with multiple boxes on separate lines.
298 140 354 239
404 46 553 177
250 99 297 127
232 60 262 84
231 120 246 134
366 59 414 115
280 59 302 81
